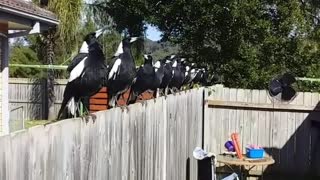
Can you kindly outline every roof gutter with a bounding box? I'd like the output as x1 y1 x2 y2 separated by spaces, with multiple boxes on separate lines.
0 6 59 25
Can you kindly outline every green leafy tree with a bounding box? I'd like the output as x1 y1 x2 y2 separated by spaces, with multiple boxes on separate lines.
89 0 320 90
87 0 148 65
9 45 42 78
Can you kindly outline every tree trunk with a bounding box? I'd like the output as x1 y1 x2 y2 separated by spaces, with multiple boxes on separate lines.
44 29 56 120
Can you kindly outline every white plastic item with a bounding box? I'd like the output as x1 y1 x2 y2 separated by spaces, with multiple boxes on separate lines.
193 147 215 160
221 173 239 180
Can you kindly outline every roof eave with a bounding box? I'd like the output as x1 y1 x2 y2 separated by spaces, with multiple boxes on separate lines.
0 6 59 26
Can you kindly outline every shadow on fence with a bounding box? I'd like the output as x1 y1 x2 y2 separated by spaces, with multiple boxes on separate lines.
260 101 320 180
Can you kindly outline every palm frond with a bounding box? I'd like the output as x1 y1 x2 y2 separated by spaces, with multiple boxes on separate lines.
48 0 83 51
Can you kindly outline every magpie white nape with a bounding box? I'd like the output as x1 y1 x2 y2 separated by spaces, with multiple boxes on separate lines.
172 60 177 76
144 54 149 59
154 61 161 72
108 58 121 80
79 26 108 54
114 42 123 57
79 42 89 53
154 61 161 68
113 37 139 57
172 60 177 67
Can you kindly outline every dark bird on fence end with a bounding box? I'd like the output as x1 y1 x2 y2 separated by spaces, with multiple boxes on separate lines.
56 28 108 122
159 55 175 96
127 54 155 104
168 57 186 94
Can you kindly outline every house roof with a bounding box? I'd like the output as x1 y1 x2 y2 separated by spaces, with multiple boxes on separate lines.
0 0 58 24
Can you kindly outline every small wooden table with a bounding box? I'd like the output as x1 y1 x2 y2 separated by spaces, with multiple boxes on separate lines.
216 154 275 180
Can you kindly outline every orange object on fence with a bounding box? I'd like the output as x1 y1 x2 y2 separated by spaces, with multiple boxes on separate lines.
89 87 109 113
89 87 157 113
231 133 243 159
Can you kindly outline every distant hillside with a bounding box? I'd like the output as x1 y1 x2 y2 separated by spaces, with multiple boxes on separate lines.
144 39 180 60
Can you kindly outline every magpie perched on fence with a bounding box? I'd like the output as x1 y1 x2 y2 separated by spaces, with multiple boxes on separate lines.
107 36 139 108
57 28 108 121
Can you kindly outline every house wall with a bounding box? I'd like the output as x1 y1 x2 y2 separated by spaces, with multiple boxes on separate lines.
0 22 7 135
1 36 9 136
0 37 2 135
0 25 9 135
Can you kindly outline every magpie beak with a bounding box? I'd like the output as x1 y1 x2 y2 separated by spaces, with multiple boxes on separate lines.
130 37 139 43
95 26 108 38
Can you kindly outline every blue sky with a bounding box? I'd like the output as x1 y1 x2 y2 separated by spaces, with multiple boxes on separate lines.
145 24 162 41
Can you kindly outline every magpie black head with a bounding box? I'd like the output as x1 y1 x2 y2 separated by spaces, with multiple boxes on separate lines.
180 58 188 65
112 37 140 58
83 32 97 46
80 28 106 53
122 37 139 46
143 54 153 64
164 55 170 60
83 27 107 46
82 32 104 55
160 58 167 65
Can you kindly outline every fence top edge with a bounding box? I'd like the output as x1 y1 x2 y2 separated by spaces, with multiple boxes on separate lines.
9 78 68 84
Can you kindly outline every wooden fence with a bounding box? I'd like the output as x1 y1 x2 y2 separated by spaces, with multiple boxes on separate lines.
0 88 204 180
9 78 67 131
9 78 67 119
204 85 320 178
6 79 320 179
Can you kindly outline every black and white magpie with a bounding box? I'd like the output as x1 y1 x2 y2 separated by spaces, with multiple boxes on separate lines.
200 68 210 86
159 55 176 96
62 28 106 116
127 54 156 104
107 36 139 108
151 57 165 98
190 68 206 87
168 57 186 93
183 62 197 86
56 28 108 120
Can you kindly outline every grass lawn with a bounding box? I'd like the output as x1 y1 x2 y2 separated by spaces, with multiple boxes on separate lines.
24 120 49 129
